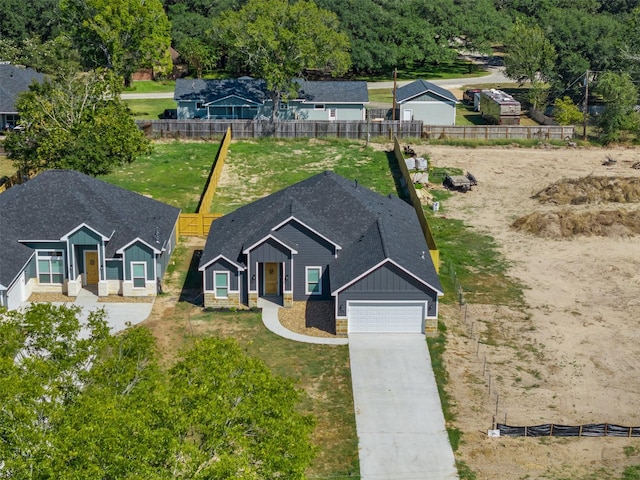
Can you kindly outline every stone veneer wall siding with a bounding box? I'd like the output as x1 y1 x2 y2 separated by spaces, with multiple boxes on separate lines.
336 318 348 337
204 292 241 308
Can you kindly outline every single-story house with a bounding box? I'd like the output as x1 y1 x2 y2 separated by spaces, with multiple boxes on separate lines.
198 171 443 335
174 77 368 121
0 63 45 130
0 170 180 310
395 79 458 125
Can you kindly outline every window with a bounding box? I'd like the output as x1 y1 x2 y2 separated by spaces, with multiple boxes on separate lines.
196 102 204 110
279 102 289 110
37 250 64 284
214 272 229 298
314 104 325 110
306 267 322 295
132 262 146 288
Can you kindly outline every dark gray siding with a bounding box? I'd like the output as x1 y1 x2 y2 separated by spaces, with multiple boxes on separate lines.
336 262 438 316
204 258 240 292
276 221 336 301
158 223 178 279
25 255 36 280
251 238 291 263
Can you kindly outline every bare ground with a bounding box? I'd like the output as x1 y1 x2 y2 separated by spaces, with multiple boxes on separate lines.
419 145 640 479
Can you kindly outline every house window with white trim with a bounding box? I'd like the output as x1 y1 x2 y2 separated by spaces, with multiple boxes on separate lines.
305 267 322 295
214 271 229 298
131 262 147 288
280 102 289 110
37 250 64 284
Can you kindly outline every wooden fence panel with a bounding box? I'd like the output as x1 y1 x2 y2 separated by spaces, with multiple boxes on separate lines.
178 213 222 236
423 125 574 140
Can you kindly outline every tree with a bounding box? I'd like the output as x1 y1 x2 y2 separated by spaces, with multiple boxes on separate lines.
553 96 583 125
178 38 218 78
0 35 81 75
4 69 150 176
0 0 61 43
217 0 351 118
60 0 172 86
593 71 639 143
504 18 556 109
0 305 317 477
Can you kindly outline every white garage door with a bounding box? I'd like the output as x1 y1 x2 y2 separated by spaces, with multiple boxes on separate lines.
348 302 425 333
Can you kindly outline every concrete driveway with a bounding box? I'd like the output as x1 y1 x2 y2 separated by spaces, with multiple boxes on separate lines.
349 334 458 479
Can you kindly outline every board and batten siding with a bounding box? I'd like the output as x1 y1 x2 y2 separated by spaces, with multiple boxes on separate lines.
203 258 240 292
124 243 155 281
248 238 292 292
336 262 438 317
275 220 336 300
106 260 123 280
400 91 456 126
157 223 178 280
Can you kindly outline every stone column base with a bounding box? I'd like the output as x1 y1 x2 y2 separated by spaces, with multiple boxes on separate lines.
67 278 82 297
248 292 258 308
283 292 293 307
336 318 348 337
98 281 109 297
424 318 438 336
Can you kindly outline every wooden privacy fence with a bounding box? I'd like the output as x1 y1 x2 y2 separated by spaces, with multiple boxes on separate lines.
178 213 222 236
177 126 230 236
137 119 423 140
0 170 31 194
423 125 575 140
393 136 439 272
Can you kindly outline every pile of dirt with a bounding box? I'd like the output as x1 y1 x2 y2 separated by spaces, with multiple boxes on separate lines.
512 209 640 238
534 176 640 205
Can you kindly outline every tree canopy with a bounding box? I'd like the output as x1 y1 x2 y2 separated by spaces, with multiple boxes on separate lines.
4 70 150 176
60 0 172 86
216 0 351 115
0 304 316 478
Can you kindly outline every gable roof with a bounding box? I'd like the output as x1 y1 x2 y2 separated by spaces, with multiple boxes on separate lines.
174 78 269 104
0 64 45 114
396 79 458 104
293 80 369 104
0 170 180 289
199 171 442 293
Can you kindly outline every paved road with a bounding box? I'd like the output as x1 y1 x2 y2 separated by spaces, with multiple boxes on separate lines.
349 334 458 480
121 60 509 100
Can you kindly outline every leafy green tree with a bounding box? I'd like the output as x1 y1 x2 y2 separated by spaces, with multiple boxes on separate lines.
0 35 81 75
0 0 61 42
178 38 218 78
593 71 639 143
504 18 556 108
4 69 150 176
217 0 351 118
0 306 317 478
60 0 172 86
553 96 584 125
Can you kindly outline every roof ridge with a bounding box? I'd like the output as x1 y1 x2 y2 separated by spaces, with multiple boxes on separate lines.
375 217 389 259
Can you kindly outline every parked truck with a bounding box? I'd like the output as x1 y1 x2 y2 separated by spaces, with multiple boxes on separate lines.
480 89 521 125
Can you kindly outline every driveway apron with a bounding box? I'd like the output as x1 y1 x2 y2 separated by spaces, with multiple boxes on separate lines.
349 334 458 479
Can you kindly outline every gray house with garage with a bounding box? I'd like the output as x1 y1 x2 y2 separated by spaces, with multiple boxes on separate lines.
174 77 368 121
395 79 458 125
199 171 442 335
0 170 180 311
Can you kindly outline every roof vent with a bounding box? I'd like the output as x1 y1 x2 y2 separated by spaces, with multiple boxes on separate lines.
421 251 425 259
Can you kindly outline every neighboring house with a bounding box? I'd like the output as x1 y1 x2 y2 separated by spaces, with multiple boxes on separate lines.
0 63 45 130
0 170 180 310
395 79 458 125
174 77 369 121
199 171 443 335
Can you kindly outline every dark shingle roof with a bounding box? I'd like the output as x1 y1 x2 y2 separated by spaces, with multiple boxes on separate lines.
0 64 45 114
199 171 442 293
396 79 458 104
294 80 369 104
0 170 180 289
174 78 269 104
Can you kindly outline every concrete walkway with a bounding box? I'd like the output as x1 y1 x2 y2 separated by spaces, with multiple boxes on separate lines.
257 298 348 345
22 289 154 337
349 334 458 480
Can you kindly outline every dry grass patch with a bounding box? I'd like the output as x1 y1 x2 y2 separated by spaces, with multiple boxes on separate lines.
278 301 337 337
534 176 640 205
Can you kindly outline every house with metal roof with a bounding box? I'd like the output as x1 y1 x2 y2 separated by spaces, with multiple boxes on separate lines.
395 79 458 125
0 63 45 130
174 78 368 121
198 171 442 335
0 170 180 310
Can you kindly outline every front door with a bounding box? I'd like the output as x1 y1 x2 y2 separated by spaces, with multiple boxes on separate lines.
264 262 279 295
85 251 99 285
403 108 412 121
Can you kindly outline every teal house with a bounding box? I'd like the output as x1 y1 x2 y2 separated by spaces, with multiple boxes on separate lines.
0 170 180 310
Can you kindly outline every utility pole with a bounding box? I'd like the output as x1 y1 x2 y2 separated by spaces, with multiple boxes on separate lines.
392 67 397 121
582 69 589 141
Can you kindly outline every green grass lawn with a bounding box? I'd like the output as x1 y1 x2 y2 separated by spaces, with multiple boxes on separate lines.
0 153 15 177
124 80 176 94
99 141 221 212
210 137 400 214
124 98 177 120
368 88 393 104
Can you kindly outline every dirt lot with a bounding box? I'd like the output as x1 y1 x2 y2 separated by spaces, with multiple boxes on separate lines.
419 145 640 479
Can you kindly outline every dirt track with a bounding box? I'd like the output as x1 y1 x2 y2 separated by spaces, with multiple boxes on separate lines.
420 145 640 479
